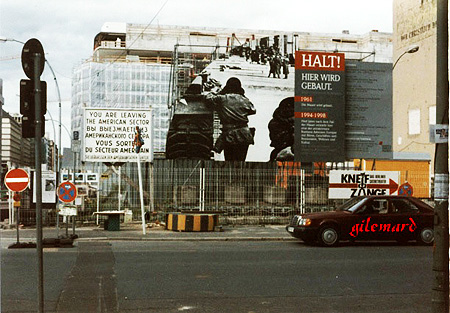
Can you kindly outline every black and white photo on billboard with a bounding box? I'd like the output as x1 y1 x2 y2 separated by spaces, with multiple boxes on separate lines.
165 44 295 162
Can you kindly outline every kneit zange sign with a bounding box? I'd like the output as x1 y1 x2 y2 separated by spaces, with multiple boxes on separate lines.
329 170 399 199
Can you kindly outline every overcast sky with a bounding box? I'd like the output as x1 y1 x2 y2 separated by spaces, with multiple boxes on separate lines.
0 0 393 149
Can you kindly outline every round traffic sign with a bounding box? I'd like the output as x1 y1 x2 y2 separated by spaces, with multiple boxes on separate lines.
398 182 413 196
21 38 45 79
58 181 77 203
4 169 30 192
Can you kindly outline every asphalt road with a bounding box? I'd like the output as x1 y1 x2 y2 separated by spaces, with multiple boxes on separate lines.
1 240 433 313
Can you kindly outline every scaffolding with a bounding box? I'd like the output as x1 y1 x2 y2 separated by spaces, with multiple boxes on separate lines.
72 60 172 153
168 44 223 115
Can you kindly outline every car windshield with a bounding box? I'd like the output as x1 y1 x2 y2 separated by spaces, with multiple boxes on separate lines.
336 197 367 213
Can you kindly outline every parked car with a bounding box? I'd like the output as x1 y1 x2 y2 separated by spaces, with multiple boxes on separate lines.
286 196 434 246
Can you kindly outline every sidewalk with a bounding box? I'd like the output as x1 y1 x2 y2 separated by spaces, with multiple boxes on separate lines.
0 223 295 243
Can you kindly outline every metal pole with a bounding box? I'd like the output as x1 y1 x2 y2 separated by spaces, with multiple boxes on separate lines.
65 215 69 237
16 204 19 244
199 167 202 211
97 164 100 225
73 152 76 184
137 153 146 234
44 61 62 239
149 163 154 213
34 52 44 313
8 190 12 225
432 1 449 312
118 166 121 211
72 215 75 236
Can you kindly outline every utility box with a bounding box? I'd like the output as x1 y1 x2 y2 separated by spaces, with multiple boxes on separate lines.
104 215 120 231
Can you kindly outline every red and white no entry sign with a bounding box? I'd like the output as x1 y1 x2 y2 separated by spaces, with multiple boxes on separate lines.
4 168 30 192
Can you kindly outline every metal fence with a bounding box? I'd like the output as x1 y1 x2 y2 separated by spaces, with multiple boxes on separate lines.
9 160 433 227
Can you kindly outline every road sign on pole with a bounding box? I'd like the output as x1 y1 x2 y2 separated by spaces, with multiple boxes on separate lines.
4 168 29 192
21 38 45 79
398 182 413 196
58 181 77 203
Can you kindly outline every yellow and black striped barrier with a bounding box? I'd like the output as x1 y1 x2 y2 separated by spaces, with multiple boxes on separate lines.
166 213 219 232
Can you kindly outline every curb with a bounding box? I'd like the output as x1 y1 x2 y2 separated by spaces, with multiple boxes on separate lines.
76 237 297 242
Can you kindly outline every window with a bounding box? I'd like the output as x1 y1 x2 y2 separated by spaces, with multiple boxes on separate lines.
408 109 421 135
429 106 436 125
372 199 389 214
391 199 419 214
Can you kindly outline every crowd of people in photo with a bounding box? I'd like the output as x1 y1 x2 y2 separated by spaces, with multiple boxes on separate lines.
230 43 294 79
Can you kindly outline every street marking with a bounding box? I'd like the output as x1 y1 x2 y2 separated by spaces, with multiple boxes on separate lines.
43 248 59 252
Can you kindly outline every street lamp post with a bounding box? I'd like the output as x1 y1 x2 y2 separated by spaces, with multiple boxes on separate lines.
392 45 419 70
0 37 24 44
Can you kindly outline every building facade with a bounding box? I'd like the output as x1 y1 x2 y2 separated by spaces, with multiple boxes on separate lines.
393 0 437 171
1 110 57 172
1 111 34 168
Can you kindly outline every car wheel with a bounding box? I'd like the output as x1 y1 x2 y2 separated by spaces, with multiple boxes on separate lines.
318 226 339 247
417 227 434 245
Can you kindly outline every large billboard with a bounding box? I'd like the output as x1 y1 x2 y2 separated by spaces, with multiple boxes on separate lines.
164 54 392 163
83 108 153 162
294 51 346 162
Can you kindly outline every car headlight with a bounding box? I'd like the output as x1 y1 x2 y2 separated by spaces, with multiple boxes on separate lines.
298 218 311 226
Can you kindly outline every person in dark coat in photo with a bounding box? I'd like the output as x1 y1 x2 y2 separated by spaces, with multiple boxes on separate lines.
274 54 282 78
282 54 290 79
204 77 256 161
268 56 275 78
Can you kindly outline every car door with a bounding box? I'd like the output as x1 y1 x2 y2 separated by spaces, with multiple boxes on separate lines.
388 198 421 241
351 198 392 241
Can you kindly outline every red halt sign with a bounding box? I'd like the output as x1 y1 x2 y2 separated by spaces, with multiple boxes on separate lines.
58 181 77 203
4 168 29 192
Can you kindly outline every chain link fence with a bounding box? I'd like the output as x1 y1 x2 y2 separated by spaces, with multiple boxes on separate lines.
8 160 432 227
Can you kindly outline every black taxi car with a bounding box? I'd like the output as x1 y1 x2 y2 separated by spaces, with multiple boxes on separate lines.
286 196 434 246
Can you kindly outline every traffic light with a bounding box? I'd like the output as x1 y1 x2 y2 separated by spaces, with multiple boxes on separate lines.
20 79 46 138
